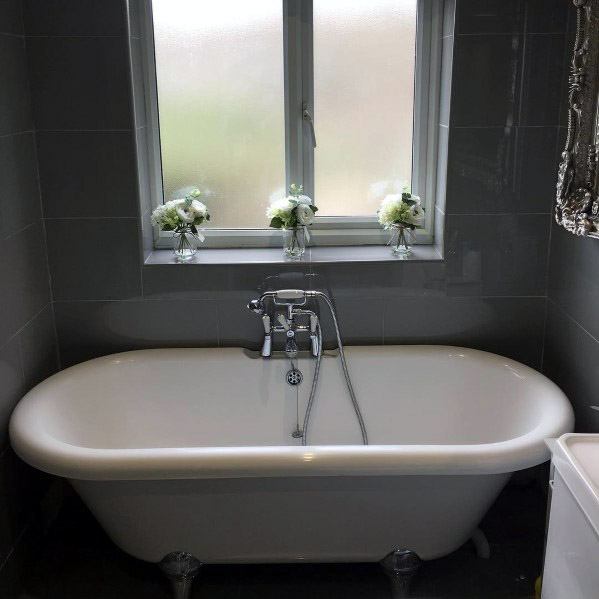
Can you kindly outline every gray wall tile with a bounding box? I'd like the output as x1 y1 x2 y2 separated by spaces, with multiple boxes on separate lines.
27 36 132 130
446 126 558 214
547 223 599 342
456 0 524 34
451 34 522 127
543 301 599 432
37 131 138 218
0 0 23 35
525 0 570 34
445 214 549 296
23 0 126 36
0 222 52 342
0 132 41 237
217 294 266 350
19 305 59 390
0 338 24 451
519 34 565 126
143 263 309 300
384 296 545 368
0 34 32 136
0 449 50 565
0 0 59 590
308 261 446 298
456 0 567 35
45 218 141 301
55 299 219 366
320 296 385 348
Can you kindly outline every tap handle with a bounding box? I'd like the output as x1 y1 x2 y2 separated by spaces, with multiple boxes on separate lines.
277 313 290 331
262 315 271 335
310 314 318 334
247 299 263 314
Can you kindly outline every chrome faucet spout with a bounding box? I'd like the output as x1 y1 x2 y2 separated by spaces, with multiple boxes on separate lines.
284 330 298 359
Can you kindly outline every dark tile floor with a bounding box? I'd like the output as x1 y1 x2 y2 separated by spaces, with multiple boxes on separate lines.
17 478 546 599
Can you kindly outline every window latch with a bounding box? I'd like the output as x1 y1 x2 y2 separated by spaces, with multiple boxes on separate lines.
302 102 317 148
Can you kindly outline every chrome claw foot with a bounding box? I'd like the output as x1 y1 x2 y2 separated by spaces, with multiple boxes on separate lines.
380 549 422 599
159 551 203 599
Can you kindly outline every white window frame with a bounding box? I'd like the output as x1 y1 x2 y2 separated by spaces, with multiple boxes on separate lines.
143 0 443 249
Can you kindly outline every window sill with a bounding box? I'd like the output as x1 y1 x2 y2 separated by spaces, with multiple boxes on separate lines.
145 244 443 266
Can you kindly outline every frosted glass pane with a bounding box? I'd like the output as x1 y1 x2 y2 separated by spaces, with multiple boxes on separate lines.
152 0 285 228
313 0 417 216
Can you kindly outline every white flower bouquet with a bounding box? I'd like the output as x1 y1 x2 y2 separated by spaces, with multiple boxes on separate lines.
377 186 424 256
267 184 317 258
151 188 210 261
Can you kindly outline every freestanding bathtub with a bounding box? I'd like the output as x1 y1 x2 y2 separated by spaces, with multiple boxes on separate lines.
10 346 573 565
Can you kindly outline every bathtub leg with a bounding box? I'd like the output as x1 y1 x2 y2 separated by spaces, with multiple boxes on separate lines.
380 549 422 598
471 527 491 559
159 551 203 599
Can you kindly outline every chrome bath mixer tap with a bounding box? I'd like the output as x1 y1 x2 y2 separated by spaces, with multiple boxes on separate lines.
247 289 320 358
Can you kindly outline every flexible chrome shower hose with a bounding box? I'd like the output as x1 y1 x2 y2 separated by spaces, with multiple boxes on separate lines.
302 292 369 446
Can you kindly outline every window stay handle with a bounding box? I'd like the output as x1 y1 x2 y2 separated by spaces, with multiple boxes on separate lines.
302 102 317 148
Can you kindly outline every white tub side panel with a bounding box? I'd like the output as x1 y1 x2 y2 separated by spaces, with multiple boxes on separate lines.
72 473 510 564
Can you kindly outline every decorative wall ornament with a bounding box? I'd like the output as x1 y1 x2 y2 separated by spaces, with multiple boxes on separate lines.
555 0 599 238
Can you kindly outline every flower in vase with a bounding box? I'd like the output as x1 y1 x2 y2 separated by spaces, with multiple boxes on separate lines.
266 184 317 229
151 188 210 233
377 190 425 230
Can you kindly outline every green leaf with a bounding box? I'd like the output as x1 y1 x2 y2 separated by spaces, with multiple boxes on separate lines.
270 217 284 229
403 198 416 206
311 205 318 213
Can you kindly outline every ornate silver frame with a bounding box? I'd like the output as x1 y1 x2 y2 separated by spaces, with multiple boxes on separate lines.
556 0 599 238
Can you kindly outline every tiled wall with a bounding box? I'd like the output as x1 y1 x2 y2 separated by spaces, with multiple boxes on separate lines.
0 0 580 590
544 227 599 432
539 6 599 434
0 0 59 593
21 0 569 374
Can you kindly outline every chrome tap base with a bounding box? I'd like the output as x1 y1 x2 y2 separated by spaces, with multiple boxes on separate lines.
159 551 203 599
380 549 422 598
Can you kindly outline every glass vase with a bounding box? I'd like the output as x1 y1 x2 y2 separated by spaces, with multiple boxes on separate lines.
172 226 201 262
283 226 307 259
389 224 414 257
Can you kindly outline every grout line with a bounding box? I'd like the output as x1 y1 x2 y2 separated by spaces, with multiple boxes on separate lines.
456 31 568 37
52 298 218 304
548 298 599 346
0 30 25 38
25 34 127 38
539 297 549 372
444 212 550 216
0 304 51 353
1 220 38 242
36 129 133 133
451 125 559 130
0 130 35 139
43 216 139 220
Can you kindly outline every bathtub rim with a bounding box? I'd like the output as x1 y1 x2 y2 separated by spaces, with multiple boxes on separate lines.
9 345 575 481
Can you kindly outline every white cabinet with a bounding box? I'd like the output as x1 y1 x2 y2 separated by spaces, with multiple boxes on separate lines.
543 434 599 599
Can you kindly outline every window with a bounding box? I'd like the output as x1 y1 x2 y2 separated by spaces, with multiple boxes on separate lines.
146 0 443 247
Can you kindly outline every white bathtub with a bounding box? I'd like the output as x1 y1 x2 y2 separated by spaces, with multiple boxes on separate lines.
9 346 573 564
